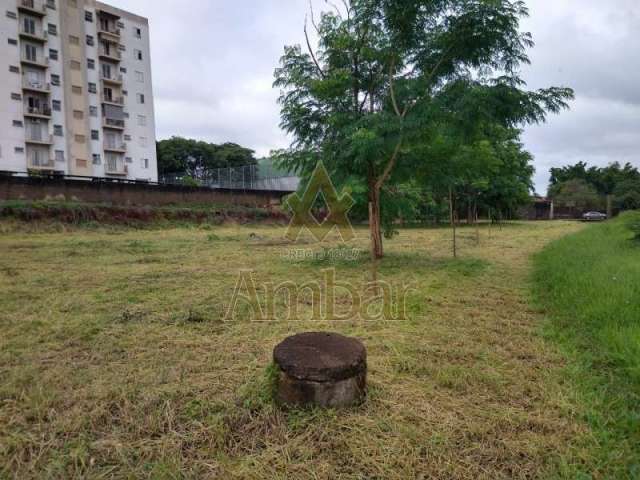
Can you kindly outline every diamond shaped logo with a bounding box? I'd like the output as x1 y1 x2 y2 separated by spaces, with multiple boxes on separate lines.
285 162 355 242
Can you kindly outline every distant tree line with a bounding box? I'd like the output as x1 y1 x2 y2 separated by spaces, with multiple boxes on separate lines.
156 137 257 184
548 161 640 214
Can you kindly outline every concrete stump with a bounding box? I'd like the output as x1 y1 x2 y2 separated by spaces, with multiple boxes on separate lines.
273 332 367 408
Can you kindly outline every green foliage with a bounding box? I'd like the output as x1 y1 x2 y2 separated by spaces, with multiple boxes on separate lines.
156 137 257 179
534 214 640 477
548 178 605 211
274 0 572 253
549 161 640 213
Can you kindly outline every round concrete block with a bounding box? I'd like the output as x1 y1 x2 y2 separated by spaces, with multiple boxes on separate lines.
273 332 367 408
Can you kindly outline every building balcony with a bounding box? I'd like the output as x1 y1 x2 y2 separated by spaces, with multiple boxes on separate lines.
18 0 47 17
24 105 52 118
19 29 48 43
105 161 128 176
102 117 125 130
101 73 123 86
98 48 121 62
28 158 56 170
20 55 49 69
101 95 124 106
98 24 121 42
104 142 127 153
22 77 50 93
25 134 53 145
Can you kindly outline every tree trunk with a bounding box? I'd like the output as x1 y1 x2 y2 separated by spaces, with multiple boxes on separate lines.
368 182 384 259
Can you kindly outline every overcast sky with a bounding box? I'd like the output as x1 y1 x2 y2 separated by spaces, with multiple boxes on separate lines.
108 0 639 194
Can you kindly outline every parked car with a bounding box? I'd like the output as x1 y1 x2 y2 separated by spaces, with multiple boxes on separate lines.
582 211 607 222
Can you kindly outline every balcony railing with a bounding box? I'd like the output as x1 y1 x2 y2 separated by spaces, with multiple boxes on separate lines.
19 28 48 42
18 0 47 16
24 105 52 117
101 73 123 84
21 54 49 68
101 95 124 105
102 117 125 129
99 48 121 61
98 24 121 37
105 160 128 175
104 142 127 152
29 158 56 169
22 77 50 92
25 133 53 144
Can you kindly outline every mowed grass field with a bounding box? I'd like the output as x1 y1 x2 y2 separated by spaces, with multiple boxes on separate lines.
0 219 590 479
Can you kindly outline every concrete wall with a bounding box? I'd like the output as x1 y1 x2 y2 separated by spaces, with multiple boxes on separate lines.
0 175 285 207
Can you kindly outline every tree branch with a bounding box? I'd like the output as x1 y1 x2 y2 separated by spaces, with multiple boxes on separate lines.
304 17 325 79
376 139 402 191
389 62 402 118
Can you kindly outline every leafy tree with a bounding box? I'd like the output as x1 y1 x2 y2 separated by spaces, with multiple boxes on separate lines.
156 137 256 180
274 0 573 257
549 179 604 211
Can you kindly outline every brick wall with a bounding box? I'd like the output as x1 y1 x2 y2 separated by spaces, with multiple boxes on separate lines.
0 176 286 207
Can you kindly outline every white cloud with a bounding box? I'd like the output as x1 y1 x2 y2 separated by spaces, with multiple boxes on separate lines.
107 0 640 193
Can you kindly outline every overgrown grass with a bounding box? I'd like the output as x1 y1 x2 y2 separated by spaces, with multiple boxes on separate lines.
0 220 587 478
534 212 640 479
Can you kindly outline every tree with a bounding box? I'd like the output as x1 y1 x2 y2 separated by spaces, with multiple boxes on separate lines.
549 179 604 211
156 137 256 180
274 0 573 257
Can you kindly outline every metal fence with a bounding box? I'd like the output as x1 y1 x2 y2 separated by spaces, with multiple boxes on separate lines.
160 164 300 192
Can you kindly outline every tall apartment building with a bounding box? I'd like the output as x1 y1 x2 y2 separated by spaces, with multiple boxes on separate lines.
0 0 157 181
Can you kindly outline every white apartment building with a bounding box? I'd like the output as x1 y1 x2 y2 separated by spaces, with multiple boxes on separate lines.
0 0 157 181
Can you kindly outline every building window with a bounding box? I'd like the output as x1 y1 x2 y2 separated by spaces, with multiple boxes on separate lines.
134 49 143 61
135 71 144 82
91 130 99 140
87 58 95 69
75 134 86 144
52 100 61 111
10 93 21 101
73 110 84 119
137 115 146 126
120 67 127 73
88 82 97 94
134 27 142 38
15 147 25 154
69 35 79 45
86 35 94 46
117 21 124 29
6 11 17 19
76 159 87 168
72 85 82 95
85 10 93 22
9 65 20 73
51 74 60 86
13 120 23 127
55 150 65 162
49 49 58 60
48 24 57 36
25 44 38 62
122 90 128 96
8 39 18 46
118 44 126 52
124 134 131 141
92 154 101 165
125 157 133 164
70 60 81 70
46 0 56 9
54 125 63 136
89 106 98 117
137 93 145 104
141 158 149 169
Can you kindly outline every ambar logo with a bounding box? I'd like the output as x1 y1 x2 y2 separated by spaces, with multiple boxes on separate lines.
285 162 356 242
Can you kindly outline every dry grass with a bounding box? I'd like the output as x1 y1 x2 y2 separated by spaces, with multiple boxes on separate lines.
0 220 585 479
